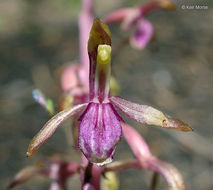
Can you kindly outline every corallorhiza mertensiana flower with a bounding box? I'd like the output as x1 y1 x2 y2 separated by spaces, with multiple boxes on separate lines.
26 19 192 166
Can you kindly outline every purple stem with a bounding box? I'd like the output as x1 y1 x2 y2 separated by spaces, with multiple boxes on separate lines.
81 155 101 190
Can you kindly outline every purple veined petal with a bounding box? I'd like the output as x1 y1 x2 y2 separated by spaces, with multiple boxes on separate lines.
27 103 88 157
110 96 192 131
130 18 153 49
78 102 122 165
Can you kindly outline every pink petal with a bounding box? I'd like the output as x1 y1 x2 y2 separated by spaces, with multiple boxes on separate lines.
61 64 80 92
110 96 166 126
130 18 153 49
103 8 132 24
110 96 192 131
27 103 88 157
121 8 141 30
122 123 152 160
138 1 176 17
122 123 186 190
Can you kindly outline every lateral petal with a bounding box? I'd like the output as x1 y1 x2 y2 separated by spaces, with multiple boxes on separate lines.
27 103 88 157
110 96 192 131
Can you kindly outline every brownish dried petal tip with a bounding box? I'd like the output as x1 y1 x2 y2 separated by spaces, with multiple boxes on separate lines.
163 118 193 132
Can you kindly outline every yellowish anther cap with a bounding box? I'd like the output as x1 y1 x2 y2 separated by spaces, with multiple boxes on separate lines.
97 45 111 64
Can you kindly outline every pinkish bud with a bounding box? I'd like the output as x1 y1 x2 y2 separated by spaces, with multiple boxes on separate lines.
130 19 153 49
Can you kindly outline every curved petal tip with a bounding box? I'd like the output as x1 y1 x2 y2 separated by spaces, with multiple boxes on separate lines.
163 118 193 132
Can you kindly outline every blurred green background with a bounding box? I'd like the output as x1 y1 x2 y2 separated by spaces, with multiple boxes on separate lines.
0 0 213 189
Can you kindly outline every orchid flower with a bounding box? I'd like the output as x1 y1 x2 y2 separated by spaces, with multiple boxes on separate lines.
26 19 192 166
103 0 176 49
8 156 102 190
